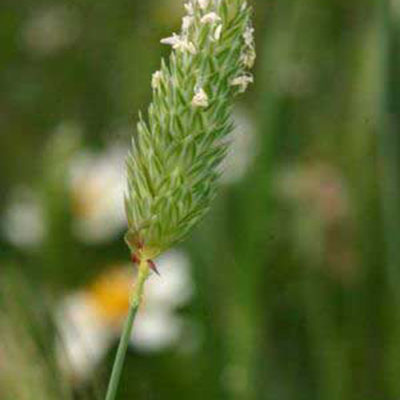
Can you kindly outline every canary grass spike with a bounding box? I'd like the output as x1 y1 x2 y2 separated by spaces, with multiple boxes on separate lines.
124 0 255 264
106 2 255 399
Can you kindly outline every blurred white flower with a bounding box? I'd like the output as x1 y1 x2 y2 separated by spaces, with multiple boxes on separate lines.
131 250 194 352
1 187 45 248
56 293 113 382
131 310 183 352
68 144 127 243
55 249 194 380
22 5 80 56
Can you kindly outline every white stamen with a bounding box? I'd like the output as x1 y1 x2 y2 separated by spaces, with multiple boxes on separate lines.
184 2 194 15
214 24 223 41
160 33 180 46
200 12 221 24
182 16 194 31
191 88 209 108
151 70 163 90
243 26 255 47
161 33 196 54
230 75 254 93
197 0 209 10
240 48 256 69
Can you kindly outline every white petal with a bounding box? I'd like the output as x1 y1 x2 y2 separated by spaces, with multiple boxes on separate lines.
55 293 112 380
69 145 127 243
2 188 45 248
131 310 183 352
145 249 194 307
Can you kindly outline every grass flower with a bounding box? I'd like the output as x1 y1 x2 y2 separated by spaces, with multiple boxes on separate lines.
151 70 163 90
191 87 209 108
106 1 255 398
230 74 254 93
125 0 255 262
182 15 195 31
200 12 222 24
160 33 197 54
197 0 210 11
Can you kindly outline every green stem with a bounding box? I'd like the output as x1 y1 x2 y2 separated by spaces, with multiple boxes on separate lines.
105 259 150 400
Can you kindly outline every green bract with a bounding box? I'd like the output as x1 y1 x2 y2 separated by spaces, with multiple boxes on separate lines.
125 0 255 259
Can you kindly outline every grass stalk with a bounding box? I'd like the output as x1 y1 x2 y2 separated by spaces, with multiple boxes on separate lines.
105 259 150 400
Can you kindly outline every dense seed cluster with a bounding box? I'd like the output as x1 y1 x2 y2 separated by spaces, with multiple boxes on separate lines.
125 0 255 260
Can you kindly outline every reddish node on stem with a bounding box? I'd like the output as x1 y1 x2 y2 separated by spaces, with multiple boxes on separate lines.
148 259 160 276
131 253 140 264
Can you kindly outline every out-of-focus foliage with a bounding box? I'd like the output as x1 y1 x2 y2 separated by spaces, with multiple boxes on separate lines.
0 273 73 400
0 0 399 399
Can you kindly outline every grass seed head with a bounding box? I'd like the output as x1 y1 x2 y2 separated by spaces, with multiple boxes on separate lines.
125 0 255 259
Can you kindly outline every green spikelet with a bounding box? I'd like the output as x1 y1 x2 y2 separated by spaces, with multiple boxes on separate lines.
125 0 256 261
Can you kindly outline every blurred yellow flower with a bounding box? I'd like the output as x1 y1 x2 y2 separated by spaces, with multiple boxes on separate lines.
88 268 133 324
56 250 194 381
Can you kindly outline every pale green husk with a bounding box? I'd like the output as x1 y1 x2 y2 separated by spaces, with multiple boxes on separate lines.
125 0 255 257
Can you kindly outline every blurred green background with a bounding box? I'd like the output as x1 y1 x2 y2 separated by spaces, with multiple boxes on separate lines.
0 0 399 399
